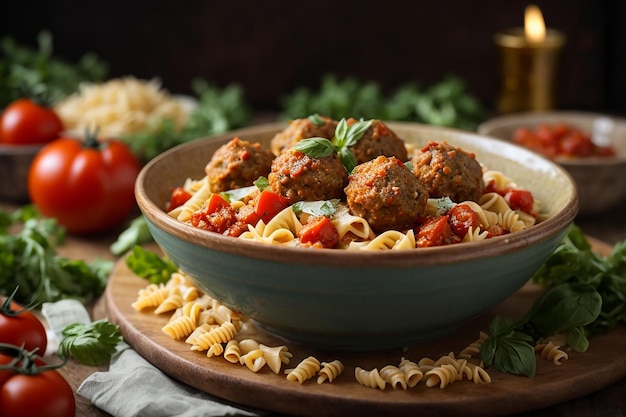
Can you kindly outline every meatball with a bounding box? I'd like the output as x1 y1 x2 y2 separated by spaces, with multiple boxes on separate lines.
270 115 338 156
268 147 348 204
344 155 429 233
205 137 274 193
349 119 409 164
411 141 484 203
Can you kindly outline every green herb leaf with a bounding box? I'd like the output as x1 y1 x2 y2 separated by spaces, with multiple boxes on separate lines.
220 185 257 203
125 245 178 285
253 176 269 191
0 206 112 305
308 113 325 126
292 199 340 216
292 137 335 158
58 319 122 366
338 147 358 174
110 216 154 256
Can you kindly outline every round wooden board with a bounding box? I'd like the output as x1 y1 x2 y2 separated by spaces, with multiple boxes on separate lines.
105 239 626 417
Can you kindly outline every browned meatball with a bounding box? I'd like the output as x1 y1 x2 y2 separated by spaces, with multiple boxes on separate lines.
411 141 484 203
269 115 338 156
349 119 409 163
344 155 429 233
268 148 348 204
205 137 274 193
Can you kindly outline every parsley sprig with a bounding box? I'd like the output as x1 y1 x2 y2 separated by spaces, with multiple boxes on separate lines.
0 206 112 305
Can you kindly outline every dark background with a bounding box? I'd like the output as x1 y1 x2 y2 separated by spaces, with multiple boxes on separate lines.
3 0 625 116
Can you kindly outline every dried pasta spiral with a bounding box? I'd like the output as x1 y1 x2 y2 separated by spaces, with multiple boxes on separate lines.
285 356 321 384
536 340 569 365
379 365 407 390
398 357 423 388
354 367 386 390
187 321 238 352
317 360 344 384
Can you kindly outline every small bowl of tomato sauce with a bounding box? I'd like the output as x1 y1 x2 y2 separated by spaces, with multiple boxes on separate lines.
478 111 626 215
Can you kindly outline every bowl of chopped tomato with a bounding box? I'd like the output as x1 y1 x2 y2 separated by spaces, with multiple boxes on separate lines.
478 111 626 215
136 119 578 350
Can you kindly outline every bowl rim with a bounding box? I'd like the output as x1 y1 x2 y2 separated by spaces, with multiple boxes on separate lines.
136 122 579 268
477 110 626 166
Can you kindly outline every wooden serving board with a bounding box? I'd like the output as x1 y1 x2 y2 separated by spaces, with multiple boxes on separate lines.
105 239 626 417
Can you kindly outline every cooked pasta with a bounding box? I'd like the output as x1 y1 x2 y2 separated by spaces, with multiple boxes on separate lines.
348 229 416 250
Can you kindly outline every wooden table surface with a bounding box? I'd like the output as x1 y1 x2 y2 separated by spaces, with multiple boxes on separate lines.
2 201 626 417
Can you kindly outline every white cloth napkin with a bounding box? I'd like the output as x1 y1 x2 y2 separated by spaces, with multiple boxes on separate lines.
42 300 263 417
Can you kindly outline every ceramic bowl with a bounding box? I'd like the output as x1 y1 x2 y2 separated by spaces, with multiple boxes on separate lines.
135 121 578 350
478 111 626 216
0 144 41 203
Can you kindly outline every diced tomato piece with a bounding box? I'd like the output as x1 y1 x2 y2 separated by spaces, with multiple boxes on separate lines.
255 190 290 223
447 204 481 237
416 215 459 248
504 189 535 215
190 193 236 233
297 216 340 248
166 187 192 212
236 203 261 226
486 224 509 238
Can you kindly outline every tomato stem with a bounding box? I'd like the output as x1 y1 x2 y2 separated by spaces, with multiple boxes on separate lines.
0 343 68 375
0 287 38 317
83 126 103 149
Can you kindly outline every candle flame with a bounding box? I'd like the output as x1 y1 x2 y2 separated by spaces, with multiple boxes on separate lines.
524 4 546 42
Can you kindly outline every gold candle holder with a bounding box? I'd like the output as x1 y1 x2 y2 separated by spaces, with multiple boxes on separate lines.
495 7 566 114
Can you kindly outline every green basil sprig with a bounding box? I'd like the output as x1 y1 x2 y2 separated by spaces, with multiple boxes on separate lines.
293 117 373 173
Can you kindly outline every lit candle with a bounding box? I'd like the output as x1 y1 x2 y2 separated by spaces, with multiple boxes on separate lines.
494 5 566 114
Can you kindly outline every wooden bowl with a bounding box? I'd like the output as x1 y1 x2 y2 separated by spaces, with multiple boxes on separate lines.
135 122 578 350
0 144 41 203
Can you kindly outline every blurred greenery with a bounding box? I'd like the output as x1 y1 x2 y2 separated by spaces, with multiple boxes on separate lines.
0 31 108 107
280 74 487 131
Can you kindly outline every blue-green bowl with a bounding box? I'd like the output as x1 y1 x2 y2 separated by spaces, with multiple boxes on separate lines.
135 122 578 350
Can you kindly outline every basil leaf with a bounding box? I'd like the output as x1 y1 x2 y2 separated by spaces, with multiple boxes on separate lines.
567 326 590 352
524 283 602 337
344 118 373 147
338 147 357 174
292 137 335 158
292 199 339 216
334 118 348 147
221 185 257 202
308 113 325 126
254 176 269 191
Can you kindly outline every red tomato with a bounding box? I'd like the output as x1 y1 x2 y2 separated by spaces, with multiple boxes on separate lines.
166 187 192 212
417 216 460 248
447 203 481 238
255 190 290 223
0 98 64 145
0 298 47 354
298 216 340 248
0 366 75 417
27 134 141 234
504 189 535 215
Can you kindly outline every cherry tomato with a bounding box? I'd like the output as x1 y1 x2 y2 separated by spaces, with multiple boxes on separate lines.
0 297 47 354
166 187 192 212
447 203 481 238
416 215 459 248
0 364 75 417
0 98 64 145
27 133 142 234
255 190 290 223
